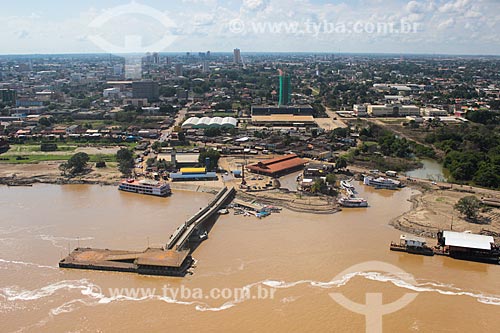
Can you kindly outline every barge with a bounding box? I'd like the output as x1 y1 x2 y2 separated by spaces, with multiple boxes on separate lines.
390 231 500 264
436 230 500 265
118 179 171 197
59 247 192 277
390 234 434 256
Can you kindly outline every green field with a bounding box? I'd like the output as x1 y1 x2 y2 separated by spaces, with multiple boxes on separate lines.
0 153 116 164
7 145 78 153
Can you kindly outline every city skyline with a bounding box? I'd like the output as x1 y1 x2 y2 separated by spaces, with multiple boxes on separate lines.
0 0 499 56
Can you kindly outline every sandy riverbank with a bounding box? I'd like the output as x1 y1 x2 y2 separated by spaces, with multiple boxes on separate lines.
391 188 500 242
0 161 122 186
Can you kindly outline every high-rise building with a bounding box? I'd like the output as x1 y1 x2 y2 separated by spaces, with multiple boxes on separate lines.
113 64 124 76
152 52 160 64
174 64 183 76
278 70 292 106
202 61 209 73
233 48 241 64
132 81 159 102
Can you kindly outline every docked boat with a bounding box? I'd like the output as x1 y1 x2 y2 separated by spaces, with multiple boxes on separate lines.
338 197 368 208
340 180 355 191
256 211 270 218
363 176 400 190
390 235 434 256
199 231 208 240
118 179 171 197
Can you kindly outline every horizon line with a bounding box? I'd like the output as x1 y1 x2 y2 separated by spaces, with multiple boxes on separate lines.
1 51 499 58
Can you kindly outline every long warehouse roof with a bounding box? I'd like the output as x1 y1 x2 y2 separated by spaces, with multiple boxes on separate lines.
443 231 494 250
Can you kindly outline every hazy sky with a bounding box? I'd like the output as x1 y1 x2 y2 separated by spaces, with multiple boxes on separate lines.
1 0 499 55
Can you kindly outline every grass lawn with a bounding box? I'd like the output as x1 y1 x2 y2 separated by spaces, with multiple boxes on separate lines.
0 153 116 164
7 145 78 153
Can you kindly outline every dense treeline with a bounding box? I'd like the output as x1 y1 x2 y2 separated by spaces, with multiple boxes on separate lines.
425 124 500 189
465 110 500 126
360 124 436 159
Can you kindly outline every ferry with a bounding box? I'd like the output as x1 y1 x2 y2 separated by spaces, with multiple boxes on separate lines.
390 235 434 256
363 176 401 190
118 179 171 197
338 197 368 208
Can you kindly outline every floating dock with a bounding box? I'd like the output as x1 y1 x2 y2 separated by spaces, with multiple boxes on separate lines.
60 187 235 276
59 247 192 276
390 231 500 265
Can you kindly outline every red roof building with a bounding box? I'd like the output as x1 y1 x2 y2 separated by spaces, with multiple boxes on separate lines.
247 154 306 177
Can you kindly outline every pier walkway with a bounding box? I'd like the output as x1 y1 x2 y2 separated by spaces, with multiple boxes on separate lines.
166 186 235 251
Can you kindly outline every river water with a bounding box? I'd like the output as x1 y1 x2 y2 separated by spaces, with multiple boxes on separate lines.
405 159 447 182
0 184 499 332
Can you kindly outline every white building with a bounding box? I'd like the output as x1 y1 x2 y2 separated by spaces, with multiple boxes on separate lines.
367 104 420 117
422 107 448 117
353 104 368 117
103 88 120 99
182 116 237 129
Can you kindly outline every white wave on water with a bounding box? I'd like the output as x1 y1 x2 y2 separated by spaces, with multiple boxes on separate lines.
38 235 94 249
0 224 55 236
2 271 499 318
260 271 500 306
0 258 58 271
0 280 97 301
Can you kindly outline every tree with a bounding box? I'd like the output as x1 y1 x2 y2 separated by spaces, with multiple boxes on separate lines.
311 178 327 194
199 148 220 171
146 157 156 167
151 141 161 152
60 152 90 175
325 173 336 185
336 157 348 169
116 148 135 176
454 196 481 221
204 127 222 137
38 117 52 127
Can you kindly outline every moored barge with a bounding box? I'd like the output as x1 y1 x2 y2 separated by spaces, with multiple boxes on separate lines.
390 234 434 256
436 230 500 265
390 231 500 264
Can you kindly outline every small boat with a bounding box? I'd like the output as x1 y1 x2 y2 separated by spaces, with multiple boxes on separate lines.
199 231 208 240
256 211 270 219
340 180 355 190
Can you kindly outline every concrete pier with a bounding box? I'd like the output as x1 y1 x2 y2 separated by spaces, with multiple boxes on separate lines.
59 187 235 276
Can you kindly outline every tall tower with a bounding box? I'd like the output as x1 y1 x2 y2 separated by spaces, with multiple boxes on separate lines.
278 69 291 107
174 64 183 76
233 48 241 65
